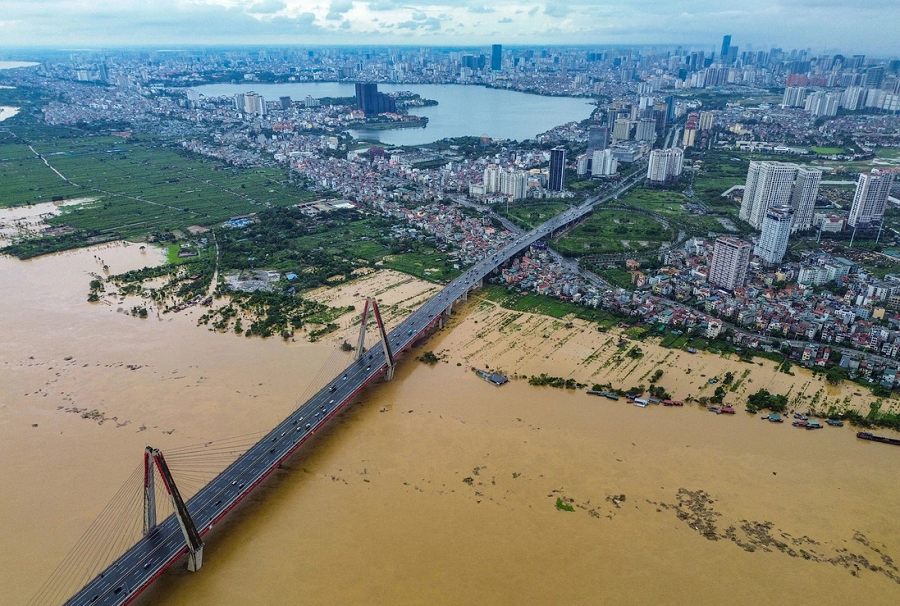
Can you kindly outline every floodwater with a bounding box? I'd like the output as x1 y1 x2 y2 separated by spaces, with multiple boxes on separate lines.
0 198 92 246
0 105 19 122
2 245 900 606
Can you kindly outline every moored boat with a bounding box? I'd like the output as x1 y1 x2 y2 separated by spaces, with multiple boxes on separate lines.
857 432 900 446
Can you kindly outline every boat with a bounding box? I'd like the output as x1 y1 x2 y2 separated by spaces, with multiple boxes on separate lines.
474 369 508 386
634 400 648 408
767 414 784 423
720 406 736 414
857 432 900 446
663 400 684 406
707 406 721 414
686 347 697 354
806 420 823 430
792 420 808 428
793 413 808 421
826 419 844 427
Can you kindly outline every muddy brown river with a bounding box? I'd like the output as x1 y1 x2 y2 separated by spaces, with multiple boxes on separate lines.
2 243 899 606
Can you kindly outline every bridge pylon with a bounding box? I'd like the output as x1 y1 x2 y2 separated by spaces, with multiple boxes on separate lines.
147 447 205 571
143 447 156 535
355 297 395 381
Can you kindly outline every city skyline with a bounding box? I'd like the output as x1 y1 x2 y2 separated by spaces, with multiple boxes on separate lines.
0 1 898 55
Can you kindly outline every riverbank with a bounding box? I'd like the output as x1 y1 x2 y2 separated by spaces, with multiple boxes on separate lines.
3 252 899 605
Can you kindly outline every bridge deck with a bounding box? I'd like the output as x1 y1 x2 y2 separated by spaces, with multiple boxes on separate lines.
61 174 645 606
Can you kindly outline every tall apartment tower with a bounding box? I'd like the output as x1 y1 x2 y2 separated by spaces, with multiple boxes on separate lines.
591 149 618 177
491 44 502 71
790 168 822 232
740 161 821 231
755 206 794 265
709 236 751 291
548 147 566 192
646 148 684 184
849 170 895 228
483 164 501 194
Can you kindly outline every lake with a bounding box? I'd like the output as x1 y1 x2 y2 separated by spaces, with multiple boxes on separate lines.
191 82 594 146
0 61 39 70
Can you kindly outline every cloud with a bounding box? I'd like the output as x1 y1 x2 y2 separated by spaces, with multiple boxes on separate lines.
397 16 441 31
544 3 567 18
329 0 354 14
411 11 428 21
468 4 494 13
247 0 285 14
499 17 512 23
528 6 539 16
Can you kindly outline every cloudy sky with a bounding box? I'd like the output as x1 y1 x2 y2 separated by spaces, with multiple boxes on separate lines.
0 1 897 55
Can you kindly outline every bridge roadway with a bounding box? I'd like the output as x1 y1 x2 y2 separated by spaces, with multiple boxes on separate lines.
62 198 611 606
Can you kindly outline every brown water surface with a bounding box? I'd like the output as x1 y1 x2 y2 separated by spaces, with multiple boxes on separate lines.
2 244 899 606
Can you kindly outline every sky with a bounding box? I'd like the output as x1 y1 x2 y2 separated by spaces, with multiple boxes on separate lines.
0 0 898 56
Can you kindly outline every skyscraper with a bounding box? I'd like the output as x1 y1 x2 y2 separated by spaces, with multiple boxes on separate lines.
709 236 751 291
740 161 820 231
587 126 608 152
491 44 502 71
848 170 895 228
355 82 396 115
790 168 822 232
755 206 794 265
548 147 566 192
721 35 732 60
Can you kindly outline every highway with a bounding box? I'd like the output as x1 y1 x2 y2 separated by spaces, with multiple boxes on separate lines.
62 175 644 606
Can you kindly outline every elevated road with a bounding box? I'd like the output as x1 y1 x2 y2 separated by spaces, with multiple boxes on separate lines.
62 173 646 606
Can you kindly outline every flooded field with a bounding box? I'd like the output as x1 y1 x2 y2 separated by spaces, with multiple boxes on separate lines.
2 244 899 606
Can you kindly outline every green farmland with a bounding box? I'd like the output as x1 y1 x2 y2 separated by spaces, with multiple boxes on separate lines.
0 125 316 257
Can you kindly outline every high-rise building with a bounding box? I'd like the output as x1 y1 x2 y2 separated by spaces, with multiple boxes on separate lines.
804 91 840 117
782 86 807 107
866 65 885 89
739 161 821 230
849 170 895 228
587 125 609 151
355 82 396 114
491 44 502 71
709 236 751 291
841 86 867 110
483 164 501 194
548 147 566 192
721 35 732 60
646 148 684 184
279 96 292 110
635 118 657 142
591 149 618 177
500 169 527 200
698 111 715 131
576 154 590 176
237 92 266 117
612 118 631 141
790 168 822 232
755 205 794 265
